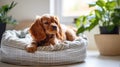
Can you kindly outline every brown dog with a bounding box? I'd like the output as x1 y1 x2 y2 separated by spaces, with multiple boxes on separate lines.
26 14 77 53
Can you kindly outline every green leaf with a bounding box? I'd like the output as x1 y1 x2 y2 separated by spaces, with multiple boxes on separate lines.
105 1 116 10
89 18 96 23
89 4 96 7
75 16 87 28
2 5 9 13
75 18 81 27
95 10 102 19
114 8 120 13
116 0 120 6
82 16 87 25
96 0 105 7
76 25 86 34
9 1 17 10
88 19 98 31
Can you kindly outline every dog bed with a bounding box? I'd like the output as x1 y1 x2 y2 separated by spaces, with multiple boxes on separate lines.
0 28 87 65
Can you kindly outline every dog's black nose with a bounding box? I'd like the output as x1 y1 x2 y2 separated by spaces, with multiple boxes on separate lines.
52 26 57 30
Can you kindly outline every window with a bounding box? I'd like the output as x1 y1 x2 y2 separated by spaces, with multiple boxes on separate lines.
51 0 96 24
62 0 96 17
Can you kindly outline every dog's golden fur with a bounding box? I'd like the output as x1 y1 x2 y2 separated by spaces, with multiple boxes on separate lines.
26 14 77 53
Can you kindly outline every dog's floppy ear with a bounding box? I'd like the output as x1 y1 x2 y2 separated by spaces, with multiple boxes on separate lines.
29 17 46 42
52 16 65 40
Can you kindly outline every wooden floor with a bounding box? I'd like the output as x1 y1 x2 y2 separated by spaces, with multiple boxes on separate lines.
0 51 120 67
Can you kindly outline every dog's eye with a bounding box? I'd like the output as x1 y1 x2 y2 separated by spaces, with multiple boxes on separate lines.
44 22 49 24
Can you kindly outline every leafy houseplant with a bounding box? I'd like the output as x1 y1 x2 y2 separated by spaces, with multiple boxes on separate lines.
75 0 120 56
76 0 119 34
0 1 17 44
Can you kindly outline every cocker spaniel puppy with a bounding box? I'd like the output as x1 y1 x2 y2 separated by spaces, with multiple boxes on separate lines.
26 14 77 53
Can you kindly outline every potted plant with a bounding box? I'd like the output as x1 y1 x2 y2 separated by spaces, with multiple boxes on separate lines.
0 1 17 44
75 0 120 56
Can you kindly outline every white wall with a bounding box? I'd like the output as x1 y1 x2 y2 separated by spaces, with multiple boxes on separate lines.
0 0 50 29
0 0 50 21
84 26 99 50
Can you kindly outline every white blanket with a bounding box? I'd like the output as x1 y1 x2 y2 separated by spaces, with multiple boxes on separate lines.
0 28 87 65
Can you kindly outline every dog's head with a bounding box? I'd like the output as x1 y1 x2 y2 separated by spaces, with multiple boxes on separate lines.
29 14 64 42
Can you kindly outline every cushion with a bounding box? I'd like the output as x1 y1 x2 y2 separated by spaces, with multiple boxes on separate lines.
0 28 87 65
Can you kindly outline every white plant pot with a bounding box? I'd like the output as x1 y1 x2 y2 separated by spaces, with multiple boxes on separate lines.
94 34 120 56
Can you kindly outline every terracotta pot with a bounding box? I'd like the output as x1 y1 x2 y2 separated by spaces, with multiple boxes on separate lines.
94 34 120 56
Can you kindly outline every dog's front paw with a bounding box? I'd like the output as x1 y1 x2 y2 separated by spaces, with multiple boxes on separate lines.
26 44 37 53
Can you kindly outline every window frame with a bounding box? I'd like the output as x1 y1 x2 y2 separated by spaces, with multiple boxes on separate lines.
50 0 78 24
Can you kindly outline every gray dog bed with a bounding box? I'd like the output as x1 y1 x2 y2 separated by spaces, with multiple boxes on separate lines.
0 28 87 65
